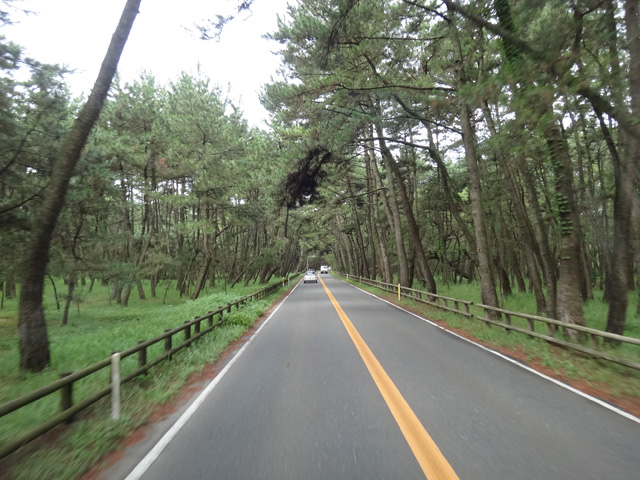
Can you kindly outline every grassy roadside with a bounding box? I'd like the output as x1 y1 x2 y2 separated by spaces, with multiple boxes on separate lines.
341 276 640 411
0 278 289 480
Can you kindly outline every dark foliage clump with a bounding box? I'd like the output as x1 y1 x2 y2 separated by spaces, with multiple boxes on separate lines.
281 147 332 208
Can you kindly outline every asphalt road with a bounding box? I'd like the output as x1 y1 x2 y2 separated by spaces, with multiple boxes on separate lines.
110 275 640 480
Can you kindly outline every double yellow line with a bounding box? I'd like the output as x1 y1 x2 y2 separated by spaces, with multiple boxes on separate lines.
319 276 459 480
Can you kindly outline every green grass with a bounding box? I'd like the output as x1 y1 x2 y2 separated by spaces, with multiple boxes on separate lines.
435 282 640 366
343 275 640 404
0 277 287 480
433 280 640 337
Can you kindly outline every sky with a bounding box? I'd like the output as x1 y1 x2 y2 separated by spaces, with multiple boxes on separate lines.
3 0 292 127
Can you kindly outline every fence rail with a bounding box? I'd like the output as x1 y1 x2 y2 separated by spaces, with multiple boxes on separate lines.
476 304 640 371
357 276 473 317
0 277 294 460
339 272 640 371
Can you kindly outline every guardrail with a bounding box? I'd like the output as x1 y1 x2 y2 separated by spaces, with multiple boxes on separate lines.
0 277 295 460
338 272 640 372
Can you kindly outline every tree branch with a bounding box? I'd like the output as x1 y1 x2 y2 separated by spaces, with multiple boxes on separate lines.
439 0 639 138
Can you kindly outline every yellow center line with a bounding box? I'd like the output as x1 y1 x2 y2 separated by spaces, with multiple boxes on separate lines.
319 276 460 480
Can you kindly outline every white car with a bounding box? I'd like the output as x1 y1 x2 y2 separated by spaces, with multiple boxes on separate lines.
320 266 329 274
303 270 318 283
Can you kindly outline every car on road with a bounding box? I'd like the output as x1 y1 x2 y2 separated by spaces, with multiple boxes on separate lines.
320 265 330 274
303 270 318 283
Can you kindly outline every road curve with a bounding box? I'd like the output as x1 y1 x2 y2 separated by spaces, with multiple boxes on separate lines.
108 275 640 480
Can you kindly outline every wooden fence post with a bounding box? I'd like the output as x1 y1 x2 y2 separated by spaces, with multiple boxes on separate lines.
164 329 172 359
194 316 201 335
137 340 147 372
60 371 73 424
184 321 191 346
111 352 121 420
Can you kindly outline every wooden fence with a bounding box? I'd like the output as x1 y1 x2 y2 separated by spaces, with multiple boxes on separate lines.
351 275 473 317
0 277 293 460
475 304 640 371
340 273 640 372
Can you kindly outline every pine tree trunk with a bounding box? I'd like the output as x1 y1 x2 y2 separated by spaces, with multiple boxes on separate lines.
121 284 132 307
17 0 140 371
372 122 410 287
519 159 558 321
47 276 60 310
377 132 437 293
191 257 212 300
544 123 586 338
346 176 370 278
364 155 378 280
459 102 499 314
451 23 499 314
5 280 15 299
508 246 527 294
61 274 76 326
423 124 476 255
346 232 358 276
481 101 547 314
136 279 145 300
388 97 477 256
605 0 640 337
366 142 393 283
491 217 512 298
150 275 157 298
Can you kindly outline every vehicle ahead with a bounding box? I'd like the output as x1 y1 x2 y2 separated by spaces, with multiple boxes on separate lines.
320 265 330 274
303 270 318 284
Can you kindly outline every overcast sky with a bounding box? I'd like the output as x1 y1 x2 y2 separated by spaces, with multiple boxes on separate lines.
4 0 292 127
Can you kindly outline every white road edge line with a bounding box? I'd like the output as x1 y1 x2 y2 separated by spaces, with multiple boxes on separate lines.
124 281 301 480
341 279 640 425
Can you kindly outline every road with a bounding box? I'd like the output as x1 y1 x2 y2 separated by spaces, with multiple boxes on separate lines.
109 275 640 480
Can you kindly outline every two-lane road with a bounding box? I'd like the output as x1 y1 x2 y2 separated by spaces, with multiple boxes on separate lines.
110 275 640 479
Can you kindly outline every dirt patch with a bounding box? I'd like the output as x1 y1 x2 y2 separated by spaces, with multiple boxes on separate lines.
78 287 292 480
